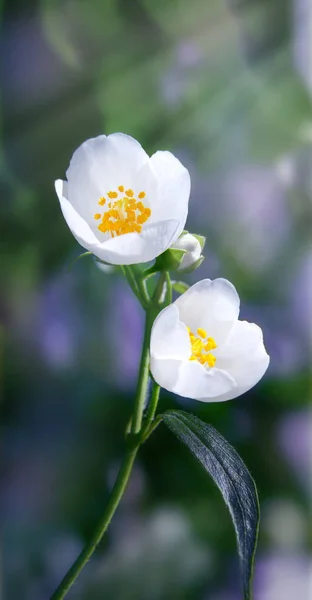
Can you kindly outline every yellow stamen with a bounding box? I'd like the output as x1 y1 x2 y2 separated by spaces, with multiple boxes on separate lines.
137 214 148 225
207 354 216 367
188 327 217 369
197 328 207 339
126 210 136 222
94 186 151 238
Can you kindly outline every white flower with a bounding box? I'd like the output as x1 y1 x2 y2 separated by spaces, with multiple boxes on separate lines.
171 232 202 271
150 278 269 402
55 133 190 265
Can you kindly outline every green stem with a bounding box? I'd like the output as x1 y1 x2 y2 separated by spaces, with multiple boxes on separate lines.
144 382 161 431
164 271 172 304
142 415 163 442
137 275 150 308
121 266 140 300
131 312 152 434
121 266 150 308
50 448 138 600
50 266 168 598
50 307 153 599
153 271 167 304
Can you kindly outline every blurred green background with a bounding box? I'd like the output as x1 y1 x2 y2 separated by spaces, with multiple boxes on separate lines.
0 0 311 598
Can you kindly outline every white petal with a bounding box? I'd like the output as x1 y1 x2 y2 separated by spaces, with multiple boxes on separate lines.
56 178 182 265
214 320 270 402
66 133 149 223
150 356 235 401
148 150 190 239
56 179 100 248
150 304 190 360
174 278 240 344
150 357 182 393
92 219 181 265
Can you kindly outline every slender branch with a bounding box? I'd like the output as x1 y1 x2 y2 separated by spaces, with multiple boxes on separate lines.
144 382 161 431
50 448 138 600
136 275 150 308
141 415 163 442
50 265 168 598
121 266 140 299
121 266 150 308
164 271 172 304
130 312 152 434
67 252 92 272
50 304 153 599
152 271 167 304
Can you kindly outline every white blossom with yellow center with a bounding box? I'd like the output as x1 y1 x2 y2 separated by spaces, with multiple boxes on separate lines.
55 133 190 265
150 278 270 402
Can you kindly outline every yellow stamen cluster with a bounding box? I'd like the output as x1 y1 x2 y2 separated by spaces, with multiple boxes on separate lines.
94 186 151 238
188 327 217 368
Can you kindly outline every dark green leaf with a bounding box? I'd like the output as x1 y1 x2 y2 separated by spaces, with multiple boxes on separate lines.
162 410 259 600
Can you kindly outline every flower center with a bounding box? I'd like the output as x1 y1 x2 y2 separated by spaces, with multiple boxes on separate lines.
94 186 151 238
188 327 217 368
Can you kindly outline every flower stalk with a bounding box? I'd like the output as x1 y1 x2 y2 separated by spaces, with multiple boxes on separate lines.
50 448 138 600
50 267 164 600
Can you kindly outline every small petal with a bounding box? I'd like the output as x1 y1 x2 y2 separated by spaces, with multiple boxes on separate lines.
150 357 182 393
66 133 149 222
214 320 270 401
56 180 100 247
57 177 182 264
150 356 235 400
93 219 181 265
148 150 190 238
175 278 240 343
150 304 190 360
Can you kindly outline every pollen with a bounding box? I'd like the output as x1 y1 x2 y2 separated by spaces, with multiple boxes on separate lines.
94 186 152 237
197 328 207 339
188 328 217 368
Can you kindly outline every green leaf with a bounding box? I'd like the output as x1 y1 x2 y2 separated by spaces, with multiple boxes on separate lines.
162 410 259 600
172 281 190 294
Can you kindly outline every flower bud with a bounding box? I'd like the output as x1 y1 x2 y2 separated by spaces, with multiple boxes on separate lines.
172 232 205 272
